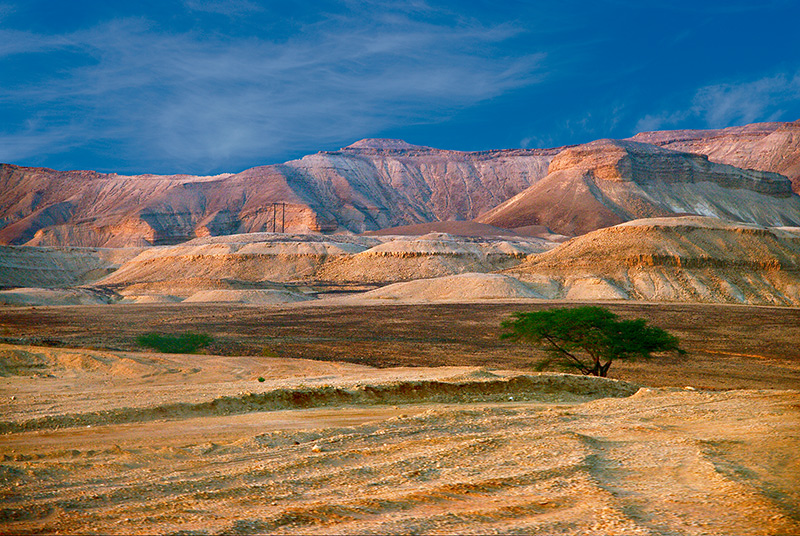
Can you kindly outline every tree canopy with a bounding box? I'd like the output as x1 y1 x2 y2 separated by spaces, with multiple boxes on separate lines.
501 306 682 377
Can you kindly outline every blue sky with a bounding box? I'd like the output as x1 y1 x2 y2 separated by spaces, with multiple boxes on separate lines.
1 0 799 174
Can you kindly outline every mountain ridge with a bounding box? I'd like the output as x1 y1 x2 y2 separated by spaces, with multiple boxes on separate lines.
1 120 798 247
630 119 800 191
476 138 799 235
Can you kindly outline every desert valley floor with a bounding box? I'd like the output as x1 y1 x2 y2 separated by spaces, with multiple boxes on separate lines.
1 300 799 535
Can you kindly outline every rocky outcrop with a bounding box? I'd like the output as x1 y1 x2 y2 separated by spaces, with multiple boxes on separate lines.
0 246 142 288
477 139 800 235
631 120 800 192
0 142 557 247
0 164 236 247
505 216 800 305
315 234 548 284
95 235 376 297
90 233 550 297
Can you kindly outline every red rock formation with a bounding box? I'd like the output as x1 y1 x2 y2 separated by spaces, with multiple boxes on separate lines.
2 121 799 247
0 142 556 246
477 139 800 235
630 120 800 192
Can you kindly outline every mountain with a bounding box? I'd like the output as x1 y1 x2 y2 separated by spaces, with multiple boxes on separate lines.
1 120 799 248
630 120 800 192
505 216 800 305
0 142 557 247
476 138 800 235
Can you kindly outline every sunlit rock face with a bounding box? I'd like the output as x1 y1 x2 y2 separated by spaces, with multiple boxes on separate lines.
630 120 800 193
0 142 556 246
505 216 800 305
477 138 800 236
1 121 799 247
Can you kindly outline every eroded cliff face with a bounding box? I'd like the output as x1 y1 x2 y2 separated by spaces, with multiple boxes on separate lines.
90 232 548 298
477 139 800 235
0 164 236 247
631 120 800 192
3 123 799 247
0 245 142 288
505 216 800 305
0 142 556 247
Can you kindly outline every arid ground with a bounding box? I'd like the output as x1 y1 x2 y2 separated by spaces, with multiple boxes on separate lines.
1 300 799 534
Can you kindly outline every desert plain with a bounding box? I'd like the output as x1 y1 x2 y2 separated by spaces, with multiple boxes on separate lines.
0 300 799 535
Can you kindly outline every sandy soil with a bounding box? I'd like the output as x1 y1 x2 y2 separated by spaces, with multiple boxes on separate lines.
0 344 797 535
1 301 799 534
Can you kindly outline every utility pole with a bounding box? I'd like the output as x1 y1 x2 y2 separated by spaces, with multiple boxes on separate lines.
281 203 286 233
271 203 276 233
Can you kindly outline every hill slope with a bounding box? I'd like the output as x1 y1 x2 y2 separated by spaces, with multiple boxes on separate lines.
477 139 800 235
631 120 800 192
0 143 556 247
506 216 800 305
2 120 799 247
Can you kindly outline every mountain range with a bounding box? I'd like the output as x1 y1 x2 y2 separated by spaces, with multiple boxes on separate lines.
1 120 798 247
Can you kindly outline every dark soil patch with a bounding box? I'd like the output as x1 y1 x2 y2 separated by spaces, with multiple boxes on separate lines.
1 301 799 390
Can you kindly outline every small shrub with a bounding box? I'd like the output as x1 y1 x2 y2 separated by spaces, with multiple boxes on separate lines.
261 347 279 358
136 332 213 354
257 377 266 382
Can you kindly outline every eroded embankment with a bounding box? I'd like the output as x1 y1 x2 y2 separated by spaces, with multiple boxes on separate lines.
0 375 638 434
2 388 797 536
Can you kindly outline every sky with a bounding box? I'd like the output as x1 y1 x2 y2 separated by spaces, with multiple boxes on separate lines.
1 0 799 175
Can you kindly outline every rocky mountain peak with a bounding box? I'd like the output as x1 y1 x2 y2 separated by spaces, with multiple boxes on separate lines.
628 120 800 192
477 136 799 236
2 120 799 247
548 139 697 180
342 139 432 151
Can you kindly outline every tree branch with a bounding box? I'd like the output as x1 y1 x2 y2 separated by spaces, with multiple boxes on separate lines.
543 335 591 374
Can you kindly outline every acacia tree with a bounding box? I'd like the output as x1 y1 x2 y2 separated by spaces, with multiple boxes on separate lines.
501 306 682 377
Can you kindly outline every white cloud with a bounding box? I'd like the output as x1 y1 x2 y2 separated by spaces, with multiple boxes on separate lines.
0 12 546 173
635 71 800 133
691 73 800 127
634 110 692 133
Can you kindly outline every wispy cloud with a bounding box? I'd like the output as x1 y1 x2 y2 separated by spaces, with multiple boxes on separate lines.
182 0 263 17
692 73 800 127
0 9 545 173
635 71 800 133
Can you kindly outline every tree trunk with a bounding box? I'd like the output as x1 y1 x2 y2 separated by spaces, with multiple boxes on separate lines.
598 361 612 377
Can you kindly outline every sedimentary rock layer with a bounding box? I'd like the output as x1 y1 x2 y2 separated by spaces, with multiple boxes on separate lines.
478 139 800 235
0 245 141 288
0 141 556 246
94 233 548 296
506 216 800 305
631 120 800 192
2 121 798 247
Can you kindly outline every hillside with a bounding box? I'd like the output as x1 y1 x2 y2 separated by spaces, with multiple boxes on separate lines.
0 142 556 247
477 139 800 235
631 120 800 192
2 121 799 248
506 216 800 305
90 233 549 300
